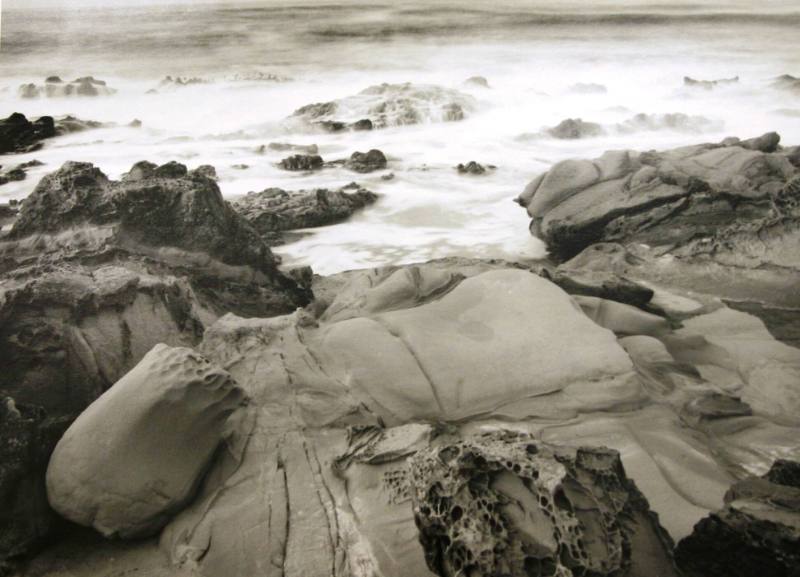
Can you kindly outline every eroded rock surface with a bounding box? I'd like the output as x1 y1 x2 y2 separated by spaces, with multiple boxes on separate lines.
410 431 677 577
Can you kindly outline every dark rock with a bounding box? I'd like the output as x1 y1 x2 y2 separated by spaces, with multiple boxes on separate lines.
44 76 62 84
192 165 217 180
546 117 605 139
675 459 800 577
18 77 116 98
279 154 324 171
684 75 739 89
128 119 142 128
0 398 71 567
381 172 395 181
456 161 488 175
352 118 374 131
232 184 378 243
0 113 56 154
345 149 387 173
549 268 654 307
410 431 678 577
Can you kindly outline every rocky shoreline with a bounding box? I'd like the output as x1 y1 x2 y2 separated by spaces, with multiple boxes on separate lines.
1 131 799 577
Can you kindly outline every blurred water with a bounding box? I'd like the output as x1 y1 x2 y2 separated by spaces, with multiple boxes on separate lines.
1 1 799 273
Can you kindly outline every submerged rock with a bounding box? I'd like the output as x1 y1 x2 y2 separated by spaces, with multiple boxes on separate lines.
683 75 739 89
19 76 116 98
263 142 319 154
410 431 677 577
568 82 607 94
233 184 378 243
278 154 324 171
463 75 490 88
456 160 493 175
675 459 800 577
772 74 800 94
47 345 247 538
289 82 476 130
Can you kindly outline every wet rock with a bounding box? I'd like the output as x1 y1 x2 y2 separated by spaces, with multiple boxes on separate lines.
0 113 103 155
344 149 387 173
546 117 605 139
616 112 718 134
232 184 378 243
456 161 493 175
410 431 677 577
674 459 800 577
683 75 739 89
278 154 324 171
47 345 247 538
128 118 142 128
0 113 56 154
228 71 291 83
289 82 476 130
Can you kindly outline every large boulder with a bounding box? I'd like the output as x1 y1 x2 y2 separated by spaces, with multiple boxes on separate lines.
675 459 800 577
46 345 247 538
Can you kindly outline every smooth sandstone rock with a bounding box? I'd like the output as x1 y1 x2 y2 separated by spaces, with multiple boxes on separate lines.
318 269 642 422
47 344 247 538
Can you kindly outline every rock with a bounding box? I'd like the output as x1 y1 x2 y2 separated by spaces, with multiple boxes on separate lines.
573 295 671 337
289 82 476 130
228 71 291 83
409 431 678 577
463 76 490 88
47 344 247 538
517 133 798 264
18 76 116 98
568 82 607 94
616 112 718 134
548 268 654 307
0 160 308 561
771 74 800 94
128 118 142 128
0 398 70 565
344 149 387 173
265 142 319 154
546 117 605 139
674 459 800 577
0 113 56 154
0 113 103 155
683 75 739 89
232 185 378 243
456 161 490 175
278 154 323 171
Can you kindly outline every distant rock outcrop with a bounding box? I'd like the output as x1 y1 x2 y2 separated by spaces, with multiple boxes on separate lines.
0 113 103 154
288 82 476 131
232 183 378 244
18 76 116 98
683 75 739 89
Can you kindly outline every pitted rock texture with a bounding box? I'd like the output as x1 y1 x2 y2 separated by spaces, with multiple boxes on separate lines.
278 154 324 171
46 344 247 538
288 82 475 130
409 431 677 577
232 184 377 244
344 149 388 173
675 459 800 577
